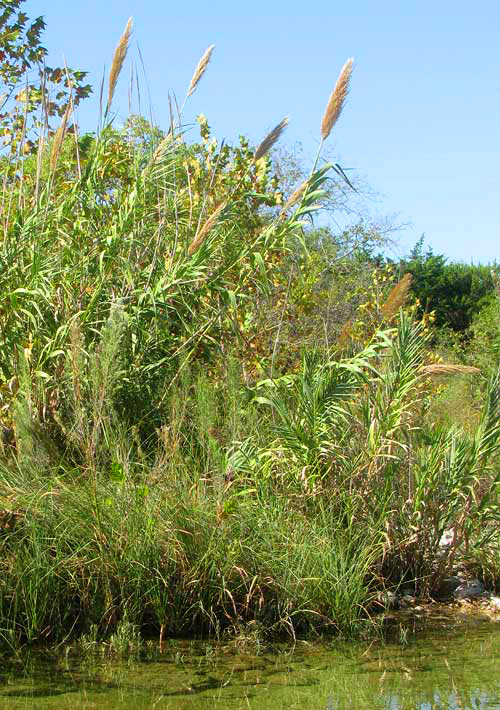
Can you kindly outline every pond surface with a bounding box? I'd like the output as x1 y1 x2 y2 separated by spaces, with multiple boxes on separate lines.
1 611 500 709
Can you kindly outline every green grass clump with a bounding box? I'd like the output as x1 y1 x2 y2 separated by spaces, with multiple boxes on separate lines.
0 468 378 648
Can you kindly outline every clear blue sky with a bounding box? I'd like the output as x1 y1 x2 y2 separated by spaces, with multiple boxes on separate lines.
28 0 500 263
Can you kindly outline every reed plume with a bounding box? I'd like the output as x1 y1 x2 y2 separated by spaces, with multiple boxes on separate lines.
381 273 413 321
337 319 353 349
148 132 174 170
107 17 133 113
187 45 215 97
50 101 72 173
321 58 353 140
253 117 289 162
188 202 226 255
420 364 480 376
283 178 309 210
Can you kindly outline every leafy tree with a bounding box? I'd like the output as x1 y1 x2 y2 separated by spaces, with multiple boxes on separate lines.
401 237 498 332
468 293 500 375
0 0 91 153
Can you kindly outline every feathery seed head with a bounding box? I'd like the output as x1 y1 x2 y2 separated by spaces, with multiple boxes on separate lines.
253 117 289 162
283 178 310 210
320 58 353 140
420 364 480 376
188 202 227 256
50 102 72 173
337 319 353 349
107 17 133 113
187 45 215 97
381 273 413 321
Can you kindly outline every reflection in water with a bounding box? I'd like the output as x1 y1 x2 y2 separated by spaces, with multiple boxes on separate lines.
1 613 500 709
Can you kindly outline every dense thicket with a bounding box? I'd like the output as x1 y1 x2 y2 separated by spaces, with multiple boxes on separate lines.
400 237 498 333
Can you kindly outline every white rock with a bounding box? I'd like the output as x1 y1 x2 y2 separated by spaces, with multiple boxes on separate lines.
453 580 485 600
439 529 455 547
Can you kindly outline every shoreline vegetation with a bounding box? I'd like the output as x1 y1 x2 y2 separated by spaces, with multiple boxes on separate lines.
1 10 500 655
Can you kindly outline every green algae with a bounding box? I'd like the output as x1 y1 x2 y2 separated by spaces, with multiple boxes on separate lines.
1 615 500 709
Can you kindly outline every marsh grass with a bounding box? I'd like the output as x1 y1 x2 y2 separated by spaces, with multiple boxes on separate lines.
0 463 379 648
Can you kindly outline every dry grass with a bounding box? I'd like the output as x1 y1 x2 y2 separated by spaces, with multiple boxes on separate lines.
187 202 227 255
187 45 215 97
381 273 413 321
253 117 289 162
321 58 353 140
107 17 133 113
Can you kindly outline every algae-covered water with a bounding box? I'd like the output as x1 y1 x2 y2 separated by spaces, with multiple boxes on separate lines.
1 612 500 709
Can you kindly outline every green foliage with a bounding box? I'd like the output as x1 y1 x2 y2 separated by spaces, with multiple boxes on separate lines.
0 465 378 646
0 0 91 153
0 114 306 444
2 314 500 648
238 314 500 593
401 237 498 332
252 333 388 485
467 294 500 376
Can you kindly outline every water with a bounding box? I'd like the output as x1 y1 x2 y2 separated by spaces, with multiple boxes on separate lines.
1 611 500 709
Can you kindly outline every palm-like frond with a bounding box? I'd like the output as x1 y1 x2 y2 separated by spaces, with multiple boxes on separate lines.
253 331 391 479
361 312 428 456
